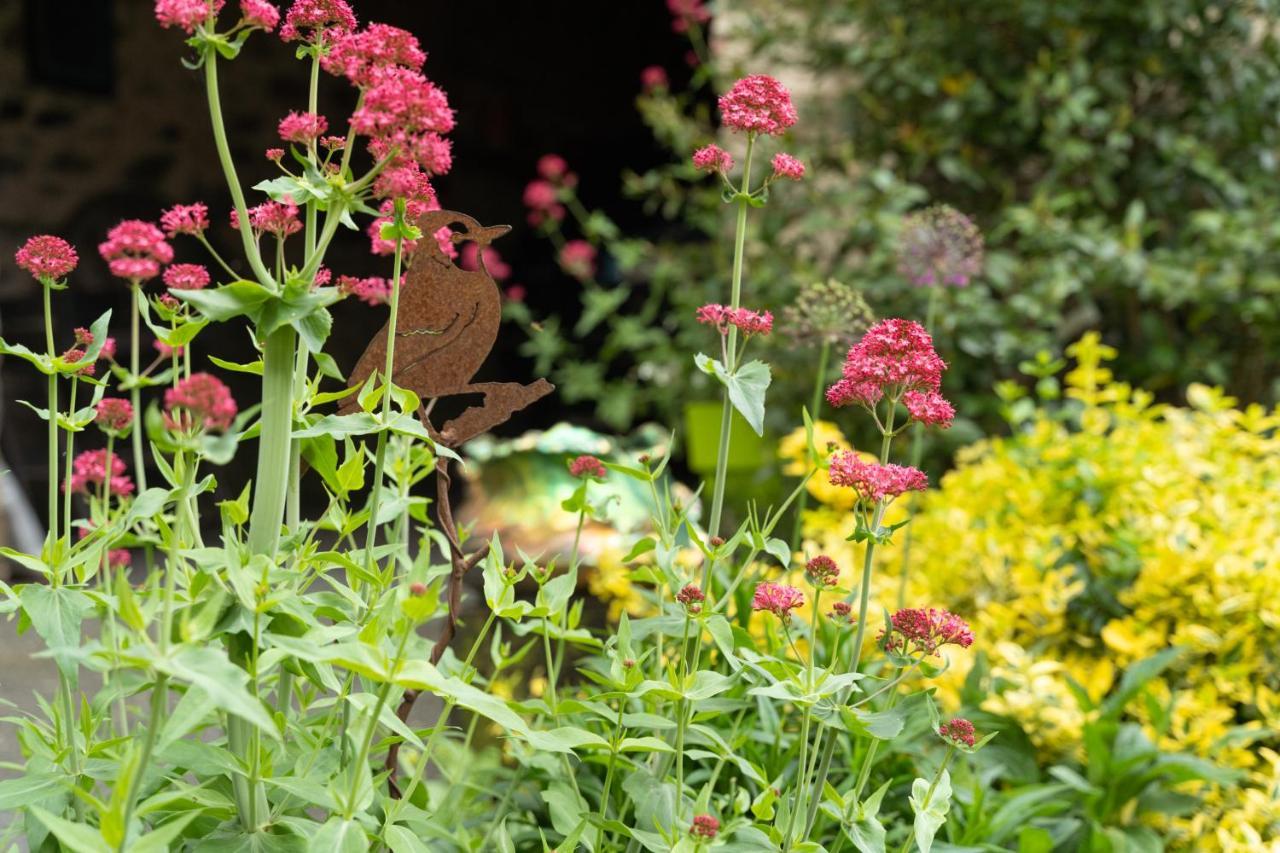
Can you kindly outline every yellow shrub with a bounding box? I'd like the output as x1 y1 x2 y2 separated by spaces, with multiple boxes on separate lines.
793 335 1280 850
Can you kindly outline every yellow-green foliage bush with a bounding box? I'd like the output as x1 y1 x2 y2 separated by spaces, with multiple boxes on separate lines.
794 334 1280 850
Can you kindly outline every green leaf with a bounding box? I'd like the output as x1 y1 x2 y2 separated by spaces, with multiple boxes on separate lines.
845 780 890 853
19 584 92 677
131 813 201 853
29 807 110 853
694 353 771 435
175 281 273 323
0 774 64 810
309 817 368 853
908 769 952 853
151 646 279 739
1100 646 1182 721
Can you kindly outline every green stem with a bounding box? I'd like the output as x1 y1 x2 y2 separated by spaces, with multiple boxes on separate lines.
115 678 166 852
781 708 812 852
790 339 831 551
897 746 955 853
344 627 411 818
61 378 78 543
41 282 58 558
701 134 756 595
599 701 626 823
246 327 297 556
896 288 940 608
204 50 274 289
129 285 148 496
803 414 897 835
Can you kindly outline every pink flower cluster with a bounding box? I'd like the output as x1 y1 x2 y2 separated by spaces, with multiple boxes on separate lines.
240 0 279 31
695 304 773 337
321 23 425 85
74 327 116 363
676 583 705 614
567 454 607 481
524 155 576 226
884 607 974 656
804 555 839 588
771 152 805 181
459 243 511 282
161 203 210 238
231 198 302 239
99 220 174 282
15 235 79 280
903 389 955 428
67 449 135 496
559 240 597 281
667 0 710 34
96 398 134 433
752 582 804 623
278 0 356 42
718 75 797 136
826 319 948 410
155 0 223 33
692 144 733 175
689 814 719 839
939 717 977 748
278 111 328 143
829 600 854 624
827 452 928 504
641 66 669 92
164 372 238 432
163 263 211 291
338 275 392 306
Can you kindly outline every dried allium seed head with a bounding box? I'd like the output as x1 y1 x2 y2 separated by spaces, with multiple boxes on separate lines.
896 204 984 288
782 279 874 351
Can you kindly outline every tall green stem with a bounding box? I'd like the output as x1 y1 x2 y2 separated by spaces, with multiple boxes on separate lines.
128 285 148 496
790 339 831 551
61 378 78 543
896 288 940 607
701 134 755 594
42 282 58 557
247 327 298 557
803 412 897 835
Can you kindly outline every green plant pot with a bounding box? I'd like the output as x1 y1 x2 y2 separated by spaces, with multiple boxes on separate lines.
683 400 766 476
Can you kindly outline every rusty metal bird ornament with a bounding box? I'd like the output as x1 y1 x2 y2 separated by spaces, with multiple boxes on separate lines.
342 209 553 447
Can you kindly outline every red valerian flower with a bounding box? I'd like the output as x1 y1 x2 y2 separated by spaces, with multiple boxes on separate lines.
692 144 733 175
884 607 974 656
771 152 805 180
689 814 720 839
676 584 705 614
73 328 118 363
338 275 392 306
67 449 135 496
567 454 607 481
459 243 511 281
718 75 797 136
277 111 328 143
240 0 279 30
558 240 597 281
61 348 95 376
826 318 947 409
939 717 977 747
523 180 564 226
351 66 454 139
903 389 955 428
155 339 184 359
160 203 210 238
536 154 573 184
155 0 223 33
828 600 854 624
752 582 805 623
163 263 211 291
828 452 928 504
695 304 773 337
641 65 669 91
667 0 710 34
804 555 840 587
322 22 426 85
164 372 238 432
278 0 356 43
96 398 134 433
99 220 174 282
15 235 78 280
231 198 302 239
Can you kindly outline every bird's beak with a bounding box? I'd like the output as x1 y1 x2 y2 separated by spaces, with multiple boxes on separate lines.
475 224 511 244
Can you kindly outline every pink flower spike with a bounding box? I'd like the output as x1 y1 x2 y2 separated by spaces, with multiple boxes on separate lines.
163 263 211 291
95 398 134 433
641 66 669 91
568 454 607 481
752 582 805 623
279 0 356 42
278 111 328 143
692 144 733 175
155 0 223 34
826 318 947 408
240 0 279 30
67 449 134 496
99 220 173 283
160 203 210 238
164 372 238 432
718 74 797 136
558 240 597 281
827 452 928 504
771 152 805 181
337 275 392 307
939 717 977 748
885 607 974 656
15 235 78 280
903 390 955 428
350 67 454 139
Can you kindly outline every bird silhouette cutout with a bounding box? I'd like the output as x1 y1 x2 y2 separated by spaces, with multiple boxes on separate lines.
341 209 553 446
